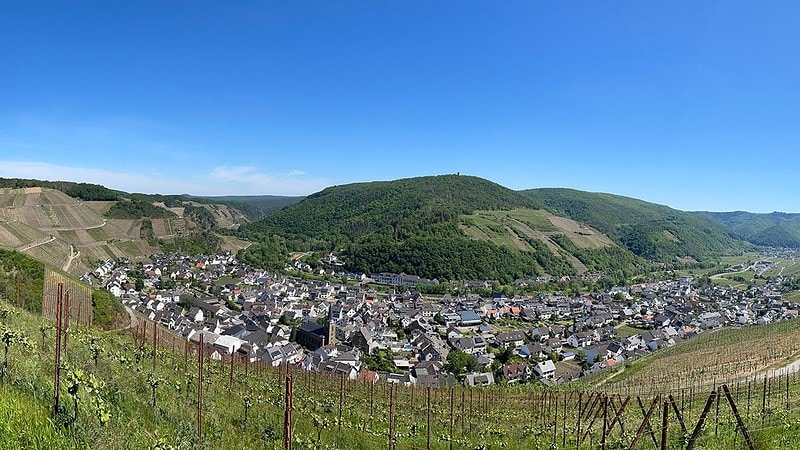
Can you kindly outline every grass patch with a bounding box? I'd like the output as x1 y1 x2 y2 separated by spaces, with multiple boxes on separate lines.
616 324 645 338
214 276 241 287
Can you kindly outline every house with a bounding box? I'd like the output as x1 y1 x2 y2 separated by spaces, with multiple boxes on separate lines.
419 340 449 362
188 307 204 323
454 336 486 355
262 346 285 367
567 332 593 348
457 310 482 327
281 343 304 364
495 331 526 349
501 363 531 384
518 343 545 359
351 326 374 356
213 335 244 355
465 372 495 387
534 360 556 381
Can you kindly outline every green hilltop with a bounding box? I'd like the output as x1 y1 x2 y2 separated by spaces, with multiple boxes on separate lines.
238 174 570 282
239 175 654 282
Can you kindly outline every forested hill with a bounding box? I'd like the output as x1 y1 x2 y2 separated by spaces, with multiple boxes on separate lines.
522 188 751 263
243 174 540 241
697 211 800 248
238 175 573 281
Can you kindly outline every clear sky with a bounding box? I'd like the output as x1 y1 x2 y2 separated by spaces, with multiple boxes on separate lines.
2 1 799 212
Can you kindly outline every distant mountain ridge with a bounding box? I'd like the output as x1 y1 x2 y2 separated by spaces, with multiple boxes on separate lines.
696 211 800 248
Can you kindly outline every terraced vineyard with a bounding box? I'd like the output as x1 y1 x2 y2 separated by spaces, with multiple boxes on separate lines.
461 209 614 250
0 188 167 274
460 208 618 273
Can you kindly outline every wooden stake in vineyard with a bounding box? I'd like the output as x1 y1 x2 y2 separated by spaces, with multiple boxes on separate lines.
388 383 395 450
284 374 293 450
62 291 70 355
197 334 204 445
52 283 64 418
152 322 157 371
426 386 432 449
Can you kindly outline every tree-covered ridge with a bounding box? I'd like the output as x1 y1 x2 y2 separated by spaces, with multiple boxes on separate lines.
523 188 750 262
697 211 800 248
105 199 177 220
242 175 539 243
238 175 564 281
0 178 120 201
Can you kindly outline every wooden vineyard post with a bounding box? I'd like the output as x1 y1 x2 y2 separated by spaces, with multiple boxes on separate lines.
601 395 607 450
338 374 344 432
461 390 466 436
197 334 204 445
62 291 70 355
668 394 687 436
468 388 473 434
747 380 752 416
284 375 293 450
686 390 717 450
762 377 767 425
52 283 63 418
660 400 669 450
449 387 455 450
606 396 631 437
229 353 235 396
630 395 660 450
562 393 568 448
714 386 720 436
389 383 395 450
576 392 583 450
152 322 157 372
723 385 754 450
427 386 432 449
553 391 559 447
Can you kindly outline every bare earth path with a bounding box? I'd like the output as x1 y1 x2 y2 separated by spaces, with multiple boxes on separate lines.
17 235 56 251
62 244 80 272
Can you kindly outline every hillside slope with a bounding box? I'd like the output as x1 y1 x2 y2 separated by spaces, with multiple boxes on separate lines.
239 175 638 281
698 211 800 248
522 188 750 263
239 175 545 280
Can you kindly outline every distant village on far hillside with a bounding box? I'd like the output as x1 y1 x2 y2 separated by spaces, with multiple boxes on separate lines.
86 248 800 388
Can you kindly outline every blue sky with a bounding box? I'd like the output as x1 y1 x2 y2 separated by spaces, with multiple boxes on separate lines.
2 1 799 212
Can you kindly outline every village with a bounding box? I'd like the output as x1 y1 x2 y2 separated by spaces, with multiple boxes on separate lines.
87 251 800 389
